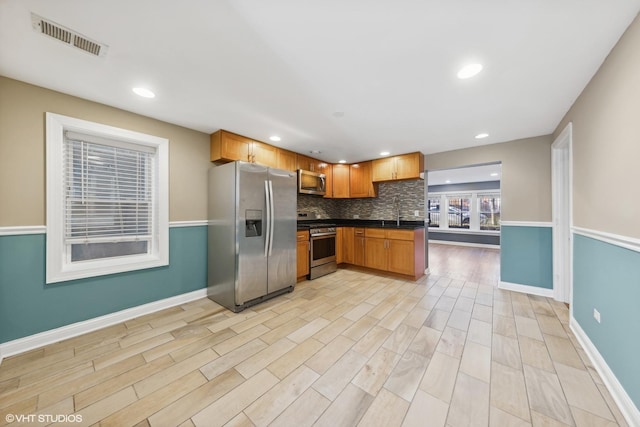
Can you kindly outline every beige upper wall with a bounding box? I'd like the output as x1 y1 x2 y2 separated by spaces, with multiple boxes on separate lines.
554 13 640 239
0 76 211 226
425 135 553 222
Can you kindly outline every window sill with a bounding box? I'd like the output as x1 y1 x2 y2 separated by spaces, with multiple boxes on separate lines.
427 228 500 236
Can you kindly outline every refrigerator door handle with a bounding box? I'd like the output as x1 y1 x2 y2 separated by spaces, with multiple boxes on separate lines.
268 180 275 256
264 180 271 257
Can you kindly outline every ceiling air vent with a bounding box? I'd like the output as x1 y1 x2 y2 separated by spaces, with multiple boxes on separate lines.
31 13 108 57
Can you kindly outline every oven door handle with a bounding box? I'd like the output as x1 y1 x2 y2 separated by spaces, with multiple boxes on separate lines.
310 232 336 238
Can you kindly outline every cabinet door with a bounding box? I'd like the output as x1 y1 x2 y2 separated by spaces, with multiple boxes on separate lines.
332 164 350 198
354 236 365 266
277 148 298 172
296 239 309 278
387 239 415 275
364 237 387 271
253 142 278 168
372 157 395 182
211 130 251 162
342 227 355 264
296 231 309 278
395 152 423 180
296 154 314 171
350 161 376 198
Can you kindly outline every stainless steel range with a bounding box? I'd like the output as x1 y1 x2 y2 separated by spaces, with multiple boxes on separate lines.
309 223 337 279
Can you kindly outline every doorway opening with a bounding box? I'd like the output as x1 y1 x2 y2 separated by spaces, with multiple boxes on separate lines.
552 123 573 304
426 163 502 283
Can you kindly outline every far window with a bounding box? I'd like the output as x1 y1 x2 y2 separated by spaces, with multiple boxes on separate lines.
46 113 169 283
428 191 500 232
479 194 501 231
427 197 440 227
447 196 470 229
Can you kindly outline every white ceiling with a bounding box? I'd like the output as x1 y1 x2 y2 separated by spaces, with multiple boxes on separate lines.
428 164 502 186
1 1 639 164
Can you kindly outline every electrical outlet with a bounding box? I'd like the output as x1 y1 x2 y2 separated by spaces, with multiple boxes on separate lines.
353 214 359 219
414 210 419 216
593 308 601 323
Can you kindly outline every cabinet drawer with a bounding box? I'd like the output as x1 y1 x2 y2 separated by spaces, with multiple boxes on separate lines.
297 231 309 241
354 228 365 236
364 228 385 238
385 229 414 241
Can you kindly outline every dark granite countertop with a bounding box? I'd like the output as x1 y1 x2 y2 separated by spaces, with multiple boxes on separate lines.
297 219 425 230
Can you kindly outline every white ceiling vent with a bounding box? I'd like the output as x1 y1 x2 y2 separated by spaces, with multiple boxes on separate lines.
31 13 108 57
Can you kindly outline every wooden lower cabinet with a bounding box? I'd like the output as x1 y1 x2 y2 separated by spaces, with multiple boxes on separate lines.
362 228 425 279
335 227 425 280
340 227 355 264
364 237 386 270
296 231 309 280
354 228 365 266
387 239 415 275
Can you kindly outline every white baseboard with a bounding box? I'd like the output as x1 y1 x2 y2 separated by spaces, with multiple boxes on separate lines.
498 281 554 298
0 288 208 364
570 317 640 427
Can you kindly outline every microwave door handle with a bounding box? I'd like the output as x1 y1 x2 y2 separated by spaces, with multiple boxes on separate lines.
320 175 325 191
264 180 271 257
268 180 275 256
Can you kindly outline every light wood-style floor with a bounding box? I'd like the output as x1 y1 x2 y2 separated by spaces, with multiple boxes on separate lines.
0 244 628 427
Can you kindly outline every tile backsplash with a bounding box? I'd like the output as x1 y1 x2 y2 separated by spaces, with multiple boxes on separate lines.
297 179 425 221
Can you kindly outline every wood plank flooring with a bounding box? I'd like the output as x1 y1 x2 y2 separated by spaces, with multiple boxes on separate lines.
0 243 627 426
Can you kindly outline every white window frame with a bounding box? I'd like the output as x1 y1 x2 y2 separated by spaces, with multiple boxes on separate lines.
427 190 501 235
46 113 169 284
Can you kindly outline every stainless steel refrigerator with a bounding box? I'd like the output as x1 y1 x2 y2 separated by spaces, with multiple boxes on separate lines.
207 161 297 312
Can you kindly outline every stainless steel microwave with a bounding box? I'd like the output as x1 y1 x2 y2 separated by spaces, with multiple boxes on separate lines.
298 169 326 195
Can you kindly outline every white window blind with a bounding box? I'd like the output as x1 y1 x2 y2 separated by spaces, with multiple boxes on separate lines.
64 132 155 261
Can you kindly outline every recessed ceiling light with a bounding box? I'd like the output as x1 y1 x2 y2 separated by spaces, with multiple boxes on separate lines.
445 180 452 183
338 160 346 164
269 135 281 142
310 150 321 154
457 63 483 79
380 151 390 156
132 87 155 98
475 133 489 139
490 173 499 177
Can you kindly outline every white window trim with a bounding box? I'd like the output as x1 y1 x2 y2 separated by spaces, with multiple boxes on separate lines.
427 189 501 234
46 113 169 284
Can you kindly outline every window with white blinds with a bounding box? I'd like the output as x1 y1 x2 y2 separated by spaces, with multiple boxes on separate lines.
46 113 168 283
65 133 154 261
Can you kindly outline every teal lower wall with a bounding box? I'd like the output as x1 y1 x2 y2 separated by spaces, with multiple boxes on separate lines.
573 234 640 408
500 225 553 289
0 226 207 344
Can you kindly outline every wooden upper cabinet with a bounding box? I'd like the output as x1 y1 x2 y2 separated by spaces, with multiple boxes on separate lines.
297 154 330 173
332 164 350 198
210 130 279 168
350 161 376 198
371 157 395 182
252 141 277 168
395 152 424 180
211 130 251 163
296 154 314 171
372 152 424 182
276 148 297 172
